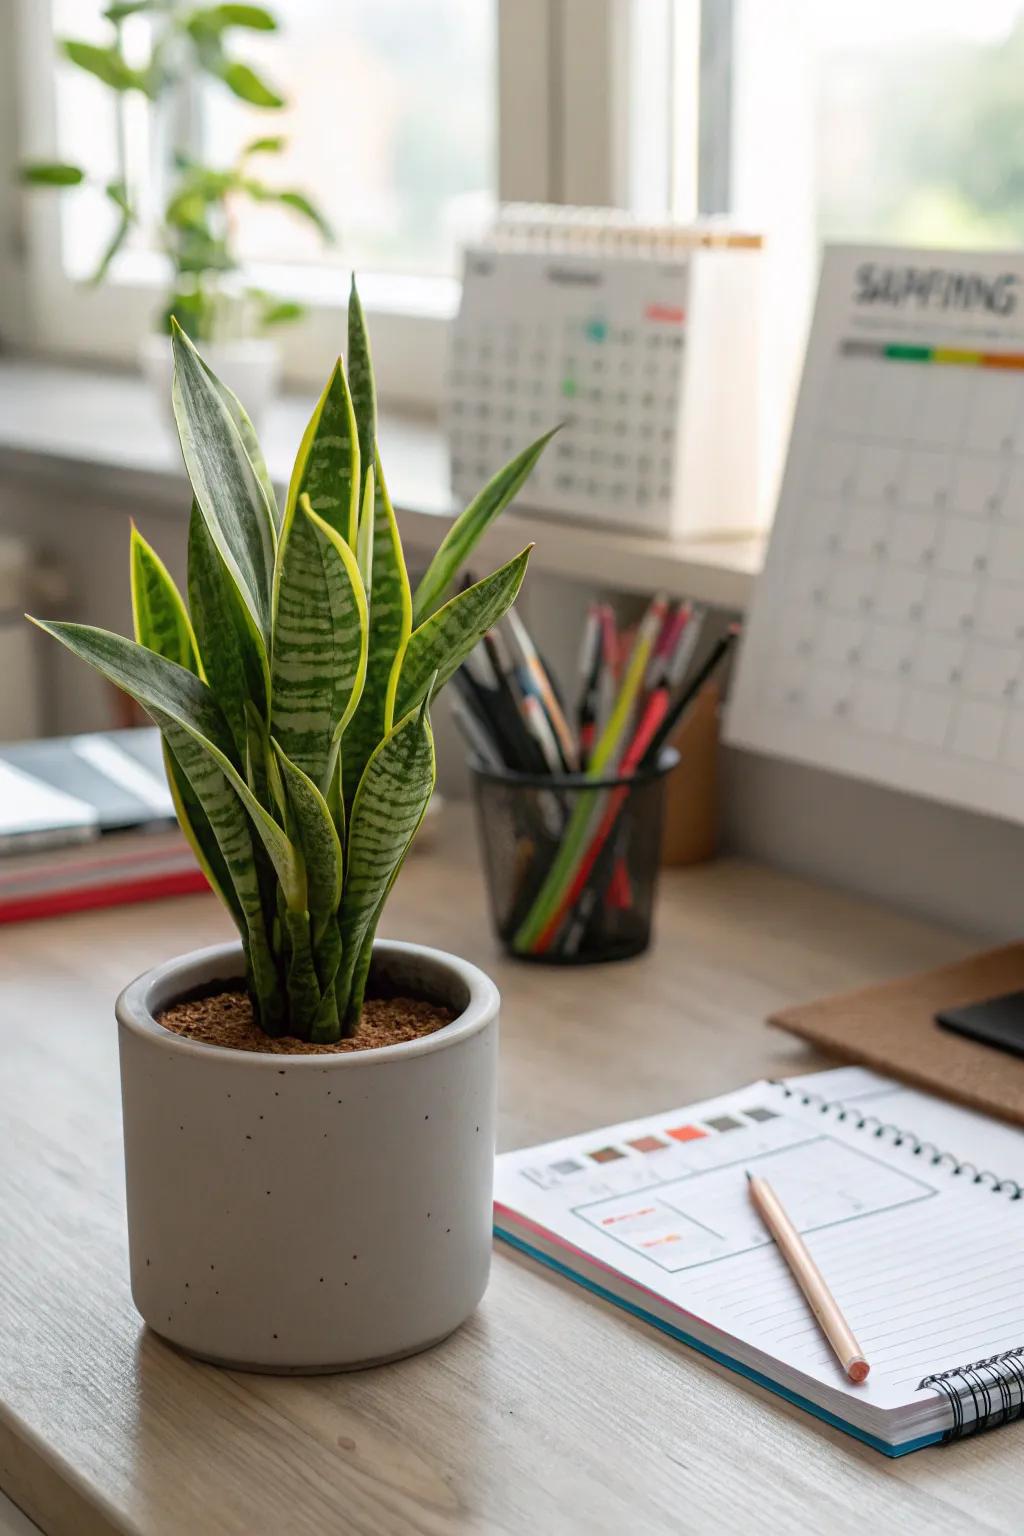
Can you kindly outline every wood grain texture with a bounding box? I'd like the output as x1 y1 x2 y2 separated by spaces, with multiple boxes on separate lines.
0 804 1017 1536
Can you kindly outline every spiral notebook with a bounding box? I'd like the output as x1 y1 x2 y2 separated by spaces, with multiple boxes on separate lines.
494 1066 1024 1456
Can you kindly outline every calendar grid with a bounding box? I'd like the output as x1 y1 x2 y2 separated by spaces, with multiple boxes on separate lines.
729 247 1024 822
446 243 761 539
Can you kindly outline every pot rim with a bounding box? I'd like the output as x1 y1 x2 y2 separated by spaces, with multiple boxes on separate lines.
116 938 499 1068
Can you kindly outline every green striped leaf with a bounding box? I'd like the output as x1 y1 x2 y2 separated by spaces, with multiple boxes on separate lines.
336 692 435 1019
391 547 532 722
347 277 376 507
271 741 342 918
201 357 279 530
282 909 322 1037
323 742 345 848
188 502 270 759
129 524 200 673
127 527 243 923
341 902 383 1032
29 617 286 1028
171 319 276 646
163 737 243 926
270 492 367 786
412 429 557 623
29 619 304 913
355 465 374 592
341 453 412 812
285 359 359 545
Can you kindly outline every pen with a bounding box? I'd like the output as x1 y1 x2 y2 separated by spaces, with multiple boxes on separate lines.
638 624 738 769
746 1170 870 1384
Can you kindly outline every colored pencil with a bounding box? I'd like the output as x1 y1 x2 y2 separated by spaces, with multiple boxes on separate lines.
510 596 668 953
532 681 671 954
450 692 502 769
576 606 603 769
506 608 579 770
645 602 687 691
638 624 739 769
596 604 619 740
522 694 563 775
481 630 547 771
747 1170 870 1384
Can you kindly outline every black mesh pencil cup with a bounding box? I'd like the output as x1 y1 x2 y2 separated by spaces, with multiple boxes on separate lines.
470 748 678 964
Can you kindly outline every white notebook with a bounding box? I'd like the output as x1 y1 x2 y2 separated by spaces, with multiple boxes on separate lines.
493 1067 1024 1456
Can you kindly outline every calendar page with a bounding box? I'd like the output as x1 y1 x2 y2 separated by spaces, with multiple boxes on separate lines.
447 248 690 534
728 244 1024 825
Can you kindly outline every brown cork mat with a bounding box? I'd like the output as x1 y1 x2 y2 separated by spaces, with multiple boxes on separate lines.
770 942 1024 1127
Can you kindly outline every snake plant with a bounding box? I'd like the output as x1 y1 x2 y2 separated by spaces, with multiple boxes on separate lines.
31 283 552 1041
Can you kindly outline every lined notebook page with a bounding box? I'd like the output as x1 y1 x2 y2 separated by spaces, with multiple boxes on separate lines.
676 1168 1022 1406
494 1073 1024 1415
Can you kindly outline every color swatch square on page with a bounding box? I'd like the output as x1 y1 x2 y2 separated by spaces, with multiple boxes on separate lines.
666 1124 707 1143
588 1146 626 1164
628 1135 668 1153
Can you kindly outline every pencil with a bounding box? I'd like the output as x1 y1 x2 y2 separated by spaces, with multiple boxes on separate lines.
638 624 738 769
746 1171 870 1384
449 692 502 769
522 694 563 775
576 606 603 769
531 680 670 954
506 608 579 770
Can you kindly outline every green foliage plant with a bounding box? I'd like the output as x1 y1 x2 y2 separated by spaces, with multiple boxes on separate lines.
19 2 330 340
30 285 553 1042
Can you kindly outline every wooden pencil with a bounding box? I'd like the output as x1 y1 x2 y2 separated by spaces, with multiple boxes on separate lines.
746 1171 870 1384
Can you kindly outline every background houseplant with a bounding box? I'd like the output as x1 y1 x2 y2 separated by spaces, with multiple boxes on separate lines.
20 1 331 420
30 281 552 1369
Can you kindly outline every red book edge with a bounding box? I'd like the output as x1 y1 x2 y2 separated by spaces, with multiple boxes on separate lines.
0 867 210 925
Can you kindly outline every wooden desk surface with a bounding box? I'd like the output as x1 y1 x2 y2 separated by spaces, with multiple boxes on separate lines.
0 806 1017 1536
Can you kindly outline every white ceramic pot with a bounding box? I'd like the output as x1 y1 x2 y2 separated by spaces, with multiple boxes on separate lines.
115 939 500 1372
138 333 281 430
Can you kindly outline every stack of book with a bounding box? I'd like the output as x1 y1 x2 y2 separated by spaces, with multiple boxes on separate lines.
0 728 206 923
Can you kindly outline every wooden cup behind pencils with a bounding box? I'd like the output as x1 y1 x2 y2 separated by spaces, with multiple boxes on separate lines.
660 681 720 867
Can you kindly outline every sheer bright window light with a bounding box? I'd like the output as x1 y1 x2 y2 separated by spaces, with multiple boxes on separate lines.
199 0 496 279
807 0 1024 247
48 0 496 287
50 0 156 283
725 0 1024 514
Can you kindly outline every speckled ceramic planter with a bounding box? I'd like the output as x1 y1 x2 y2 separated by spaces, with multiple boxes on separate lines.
115 939 499 1372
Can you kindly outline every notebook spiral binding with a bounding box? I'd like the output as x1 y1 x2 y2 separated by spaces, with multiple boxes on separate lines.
769 1081 1023 1199
918 1350 1024 1441
770 1080 1024 1442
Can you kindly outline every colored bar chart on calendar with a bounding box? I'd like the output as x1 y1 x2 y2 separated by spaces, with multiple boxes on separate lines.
728 244 1024 825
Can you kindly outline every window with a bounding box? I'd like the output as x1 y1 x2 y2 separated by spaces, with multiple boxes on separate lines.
14 0 513 400
810 2 1024 250
203 0 496 279
707 0 1024 508
15 1 708 402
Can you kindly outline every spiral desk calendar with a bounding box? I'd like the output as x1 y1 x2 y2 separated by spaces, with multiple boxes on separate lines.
445 210 763 540
730 244 1024 824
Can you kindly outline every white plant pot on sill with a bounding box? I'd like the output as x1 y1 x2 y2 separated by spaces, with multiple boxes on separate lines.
139 333 281 431
115 939 500 1372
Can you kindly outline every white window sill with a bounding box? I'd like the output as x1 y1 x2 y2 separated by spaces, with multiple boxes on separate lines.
0 357 763 607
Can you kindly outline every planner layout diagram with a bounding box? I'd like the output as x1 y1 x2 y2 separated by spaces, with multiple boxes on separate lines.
729 246 1024 825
